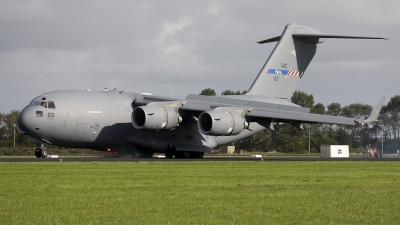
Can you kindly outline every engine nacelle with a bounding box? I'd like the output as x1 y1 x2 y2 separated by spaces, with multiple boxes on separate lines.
198 111 246 136
132 106 181 130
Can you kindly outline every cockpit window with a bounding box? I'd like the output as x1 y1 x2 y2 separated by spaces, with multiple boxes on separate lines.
29 100 56 109
48 101 56 109
30 101 40 106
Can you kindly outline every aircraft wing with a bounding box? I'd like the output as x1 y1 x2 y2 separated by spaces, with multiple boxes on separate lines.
132 93 385 134
134 94 310 113
180 97 355 125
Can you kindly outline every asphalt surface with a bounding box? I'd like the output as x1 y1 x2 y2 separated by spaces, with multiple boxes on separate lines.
1 156 400 162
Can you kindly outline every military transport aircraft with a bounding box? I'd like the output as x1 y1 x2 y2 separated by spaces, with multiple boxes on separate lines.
17 24 387 158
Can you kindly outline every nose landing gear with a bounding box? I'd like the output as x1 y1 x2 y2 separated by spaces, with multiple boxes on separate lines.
34 144 48 158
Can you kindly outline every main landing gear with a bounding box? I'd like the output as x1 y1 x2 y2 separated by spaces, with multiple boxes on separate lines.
34 144 48 158
165 147 204 159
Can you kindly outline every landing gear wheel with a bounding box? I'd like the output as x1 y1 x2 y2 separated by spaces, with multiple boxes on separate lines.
35 148 42 158
189 152 197 158
195 152 204 158
174 152 183 158
182 151 191 159
165 151 174 159
40 148 48 158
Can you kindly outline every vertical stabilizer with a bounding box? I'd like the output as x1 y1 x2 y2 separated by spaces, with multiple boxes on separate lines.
246 24 324 99
246 24 386 99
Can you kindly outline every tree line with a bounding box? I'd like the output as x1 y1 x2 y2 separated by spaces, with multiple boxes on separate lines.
1 91 400 154
0 110 33 148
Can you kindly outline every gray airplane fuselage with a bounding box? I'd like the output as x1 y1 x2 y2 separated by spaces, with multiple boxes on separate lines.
17 90 265 154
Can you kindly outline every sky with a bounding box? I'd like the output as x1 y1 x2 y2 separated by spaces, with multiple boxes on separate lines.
1 0 399 113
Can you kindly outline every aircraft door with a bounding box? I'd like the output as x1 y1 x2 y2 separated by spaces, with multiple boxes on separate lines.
63 110 75 140
74 123 86 141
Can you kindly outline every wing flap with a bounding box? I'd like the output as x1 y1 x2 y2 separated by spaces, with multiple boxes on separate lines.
247 109 355 125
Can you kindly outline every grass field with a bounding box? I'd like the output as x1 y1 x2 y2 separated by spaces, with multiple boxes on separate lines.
1 161 399 224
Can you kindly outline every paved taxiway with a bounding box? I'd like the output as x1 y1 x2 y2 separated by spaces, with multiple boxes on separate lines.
1 156 400 162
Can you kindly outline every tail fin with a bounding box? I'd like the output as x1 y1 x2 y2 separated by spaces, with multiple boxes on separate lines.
246 24 386 99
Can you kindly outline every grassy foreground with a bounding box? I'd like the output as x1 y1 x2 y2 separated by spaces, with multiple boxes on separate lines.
0 162 399 224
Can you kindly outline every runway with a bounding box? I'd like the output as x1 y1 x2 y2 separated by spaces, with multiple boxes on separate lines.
1 156 400 162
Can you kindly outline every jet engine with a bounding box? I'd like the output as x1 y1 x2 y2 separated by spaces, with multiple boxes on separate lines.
198 111 247 136
132 106 181 130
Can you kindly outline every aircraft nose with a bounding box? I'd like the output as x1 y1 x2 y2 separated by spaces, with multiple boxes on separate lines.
17 107 33 134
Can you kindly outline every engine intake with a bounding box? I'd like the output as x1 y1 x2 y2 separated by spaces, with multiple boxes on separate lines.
132 106 181 130
198 111 246 136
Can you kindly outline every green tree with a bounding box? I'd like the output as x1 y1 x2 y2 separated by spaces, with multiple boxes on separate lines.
0 110 33 148
335 127 352 146
311 103 325 114
326 103 341 116
291 91 314 108
379 110 392 139
310 128 338 152
199 88 216 96
270 124 307 153
341 103 371 119
341 103 372 148
2 110 19 139
0 112 5 138
221 90 248 95
383 95 400 140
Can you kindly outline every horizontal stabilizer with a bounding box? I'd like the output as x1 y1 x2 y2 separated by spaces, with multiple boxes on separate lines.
292 34 388 40
258 34 387 44
257 36 281 44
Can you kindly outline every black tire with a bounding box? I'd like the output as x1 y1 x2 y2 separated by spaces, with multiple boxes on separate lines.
35 148 42 158
40 148 48 158
165 151 174 158
174 152 182 158
195 152 204 158
189 152 197 158
182 151 191 159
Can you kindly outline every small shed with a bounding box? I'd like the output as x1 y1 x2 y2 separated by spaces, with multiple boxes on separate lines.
220 146 235 154
320 145 349 158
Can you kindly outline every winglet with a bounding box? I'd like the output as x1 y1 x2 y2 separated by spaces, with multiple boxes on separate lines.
355 97 386 124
